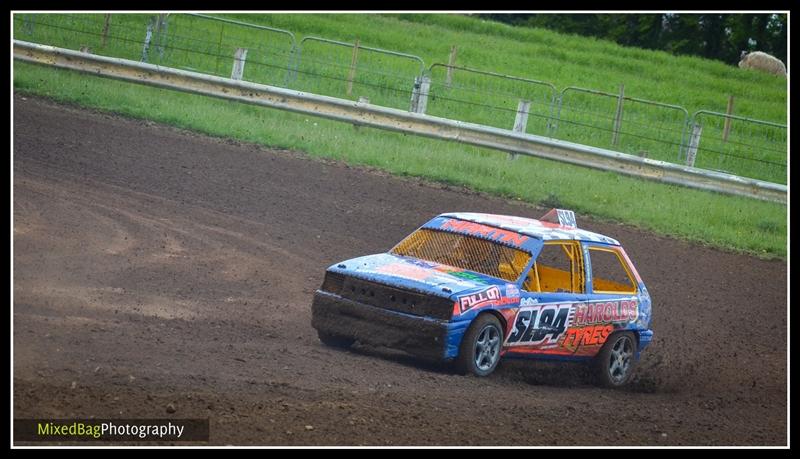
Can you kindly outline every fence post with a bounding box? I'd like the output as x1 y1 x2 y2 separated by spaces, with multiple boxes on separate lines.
346 39 360 96
141 19 153 62
410 76 431 114
611 83 624 146
154 13 169 61
101 14 111 48
509 99 531 160
678 119 689 161
445 45 458 88
722 95 734 142
416 75 431 114
231 48 248 80
352 97 370 131
410 77 421 112
685 122 703 167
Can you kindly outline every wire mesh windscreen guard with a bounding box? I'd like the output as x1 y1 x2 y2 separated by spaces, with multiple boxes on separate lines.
391 228 531 282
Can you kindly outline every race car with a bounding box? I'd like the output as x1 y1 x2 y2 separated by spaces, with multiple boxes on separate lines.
311 209 653 387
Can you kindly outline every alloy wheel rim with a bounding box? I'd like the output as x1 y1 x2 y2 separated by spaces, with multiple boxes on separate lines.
475 324 501 371
608 335 633 384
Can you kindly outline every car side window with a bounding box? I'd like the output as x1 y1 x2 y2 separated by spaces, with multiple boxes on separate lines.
523 241 584 293
588 247 637 294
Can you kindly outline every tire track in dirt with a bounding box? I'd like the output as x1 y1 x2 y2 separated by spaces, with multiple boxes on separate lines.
13 95 787 445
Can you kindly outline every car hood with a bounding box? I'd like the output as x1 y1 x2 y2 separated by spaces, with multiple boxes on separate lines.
327 253 513 298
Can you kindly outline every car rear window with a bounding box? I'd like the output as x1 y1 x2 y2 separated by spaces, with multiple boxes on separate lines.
391 228 531 282
588 247 637 294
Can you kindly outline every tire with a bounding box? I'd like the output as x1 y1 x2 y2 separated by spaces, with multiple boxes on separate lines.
456 314 504 377
317 331 355 349
594 331 637 388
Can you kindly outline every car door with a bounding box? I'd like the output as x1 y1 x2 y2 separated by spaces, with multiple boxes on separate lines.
503 240 588 356
565 242 642 357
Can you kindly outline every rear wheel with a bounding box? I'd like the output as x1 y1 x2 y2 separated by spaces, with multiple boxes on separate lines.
456 314 503 376
594 331 637 388
317 331 355 349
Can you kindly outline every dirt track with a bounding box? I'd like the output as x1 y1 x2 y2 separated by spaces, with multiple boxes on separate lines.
13 94 787 446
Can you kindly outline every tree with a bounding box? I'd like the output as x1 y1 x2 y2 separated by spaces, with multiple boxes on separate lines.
476 13 787 68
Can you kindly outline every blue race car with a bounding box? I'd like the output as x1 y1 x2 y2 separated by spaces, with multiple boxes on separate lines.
311 209 653 387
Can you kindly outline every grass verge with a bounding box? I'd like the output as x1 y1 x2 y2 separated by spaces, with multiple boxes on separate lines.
13 61 787 258
12 13 788 183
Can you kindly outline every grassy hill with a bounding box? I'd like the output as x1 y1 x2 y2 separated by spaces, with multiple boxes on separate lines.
231 13 786 121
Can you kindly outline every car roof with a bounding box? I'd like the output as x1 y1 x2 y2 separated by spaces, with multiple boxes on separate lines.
439 212 620 245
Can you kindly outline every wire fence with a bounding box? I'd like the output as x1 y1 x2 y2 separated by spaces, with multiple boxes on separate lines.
689 111 787 183
166 14 297 87
555 87 691 164
293 36 424 110
426 64 558 137
13 13 788 185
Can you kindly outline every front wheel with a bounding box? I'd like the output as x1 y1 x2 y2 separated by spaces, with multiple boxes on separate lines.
456 314 504 376
594 331 637 388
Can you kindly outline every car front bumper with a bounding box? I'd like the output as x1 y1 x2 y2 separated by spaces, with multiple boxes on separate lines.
311 290 468 361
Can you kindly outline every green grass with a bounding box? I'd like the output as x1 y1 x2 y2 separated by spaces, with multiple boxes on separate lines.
12 13 787 183
13 61 787 258
242 13 788 183
229 13 786 118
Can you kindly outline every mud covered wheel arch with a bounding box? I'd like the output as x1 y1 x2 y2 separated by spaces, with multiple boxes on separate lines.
456 313 504 377
593 331 638 388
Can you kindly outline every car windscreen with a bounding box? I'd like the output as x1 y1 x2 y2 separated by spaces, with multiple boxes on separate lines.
390 228 532 282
